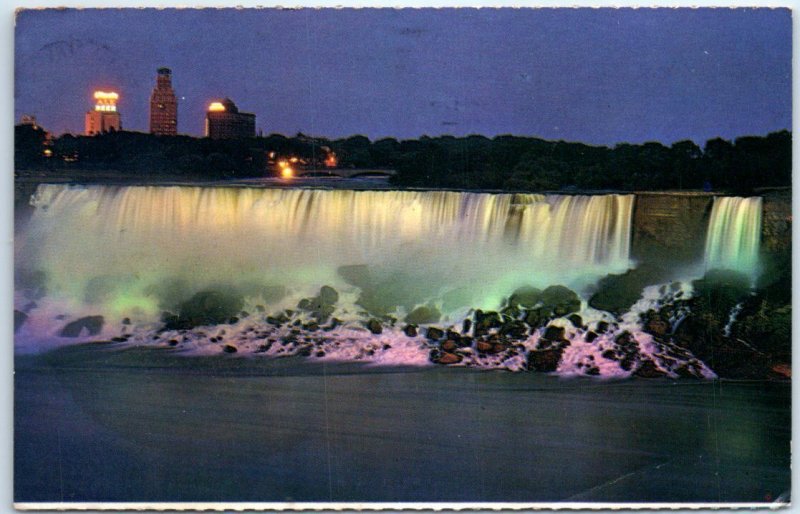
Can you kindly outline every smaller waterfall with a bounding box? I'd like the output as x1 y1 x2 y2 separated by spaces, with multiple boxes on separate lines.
704 196 763 277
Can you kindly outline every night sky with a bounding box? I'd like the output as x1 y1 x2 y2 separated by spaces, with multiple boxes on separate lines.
14 8 791 145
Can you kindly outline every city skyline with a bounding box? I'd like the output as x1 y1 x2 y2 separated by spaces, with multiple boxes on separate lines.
15 8 791 145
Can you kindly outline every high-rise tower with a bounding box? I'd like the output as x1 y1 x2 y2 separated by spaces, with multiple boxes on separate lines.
149 67 178 135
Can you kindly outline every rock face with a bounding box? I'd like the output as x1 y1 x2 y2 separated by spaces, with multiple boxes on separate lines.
642 267 792 380
60 315 104 337
761 189 791 254
630 192 713 266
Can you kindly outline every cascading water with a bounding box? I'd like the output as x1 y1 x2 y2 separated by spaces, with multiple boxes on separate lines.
17 185 633 322
704 196 763 277
15 184 718 378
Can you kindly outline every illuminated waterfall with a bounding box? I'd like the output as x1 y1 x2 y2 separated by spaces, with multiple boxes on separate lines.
17 184 634 319
704 196 763 276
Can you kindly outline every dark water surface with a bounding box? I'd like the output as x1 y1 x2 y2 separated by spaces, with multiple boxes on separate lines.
15 344 790 504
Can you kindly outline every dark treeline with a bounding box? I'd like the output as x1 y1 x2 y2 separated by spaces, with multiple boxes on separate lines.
386 132 791 193
16 124 791 193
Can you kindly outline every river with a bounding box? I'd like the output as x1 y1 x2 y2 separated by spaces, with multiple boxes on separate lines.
15 344 790 504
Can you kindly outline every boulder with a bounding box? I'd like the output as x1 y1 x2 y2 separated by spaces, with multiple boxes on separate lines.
259 285 287 304
634 359 665 378
441 340 457 352
566 314 584 328
266 312 290 326
476 341 492 352
403 324 418 337
60 316 105 337
323 318 342 331
473 310 502 336
491 342 508 354
222 345 237 354
499 319 528 340
645 317 670 337
405 305 441 325
426 327 445 341
356 273 436 316
166 290 244 330
366 318 383 335
14 310 27 333
588 265 669 315
527 348 563 372
524 308 548 329
337 264 373 290
318 285 339 306
770 363 791 379
541 325 566 343
297 286 339 322
540 285 581 316
501 305 522 320
508 286 542 308
437 352 463 365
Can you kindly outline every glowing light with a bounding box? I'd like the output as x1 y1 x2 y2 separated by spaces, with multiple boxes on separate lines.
208 102 226 112
43 149 53 157
281 167 294 178
278 160 289 168
324 152 338 168
289 157 299 163
93 91 119 112
94 91 119 100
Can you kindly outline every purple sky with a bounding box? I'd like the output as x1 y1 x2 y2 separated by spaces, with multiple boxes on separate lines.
14 8 791 145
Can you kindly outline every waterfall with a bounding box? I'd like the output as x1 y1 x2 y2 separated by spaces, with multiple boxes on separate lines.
16 184 635 321
704 196 763 277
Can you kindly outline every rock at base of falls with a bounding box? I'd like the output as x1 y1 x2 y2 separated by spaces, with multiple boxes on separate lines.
60 316 105 337
527 348 563 372
14 310 28 333
164 290 245 330
404 305 441 325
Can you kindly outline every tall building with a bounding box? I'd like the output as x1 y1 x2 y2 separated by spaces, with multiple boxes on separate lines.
149 67 178 135
85 91 121 135
205 98 256 139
